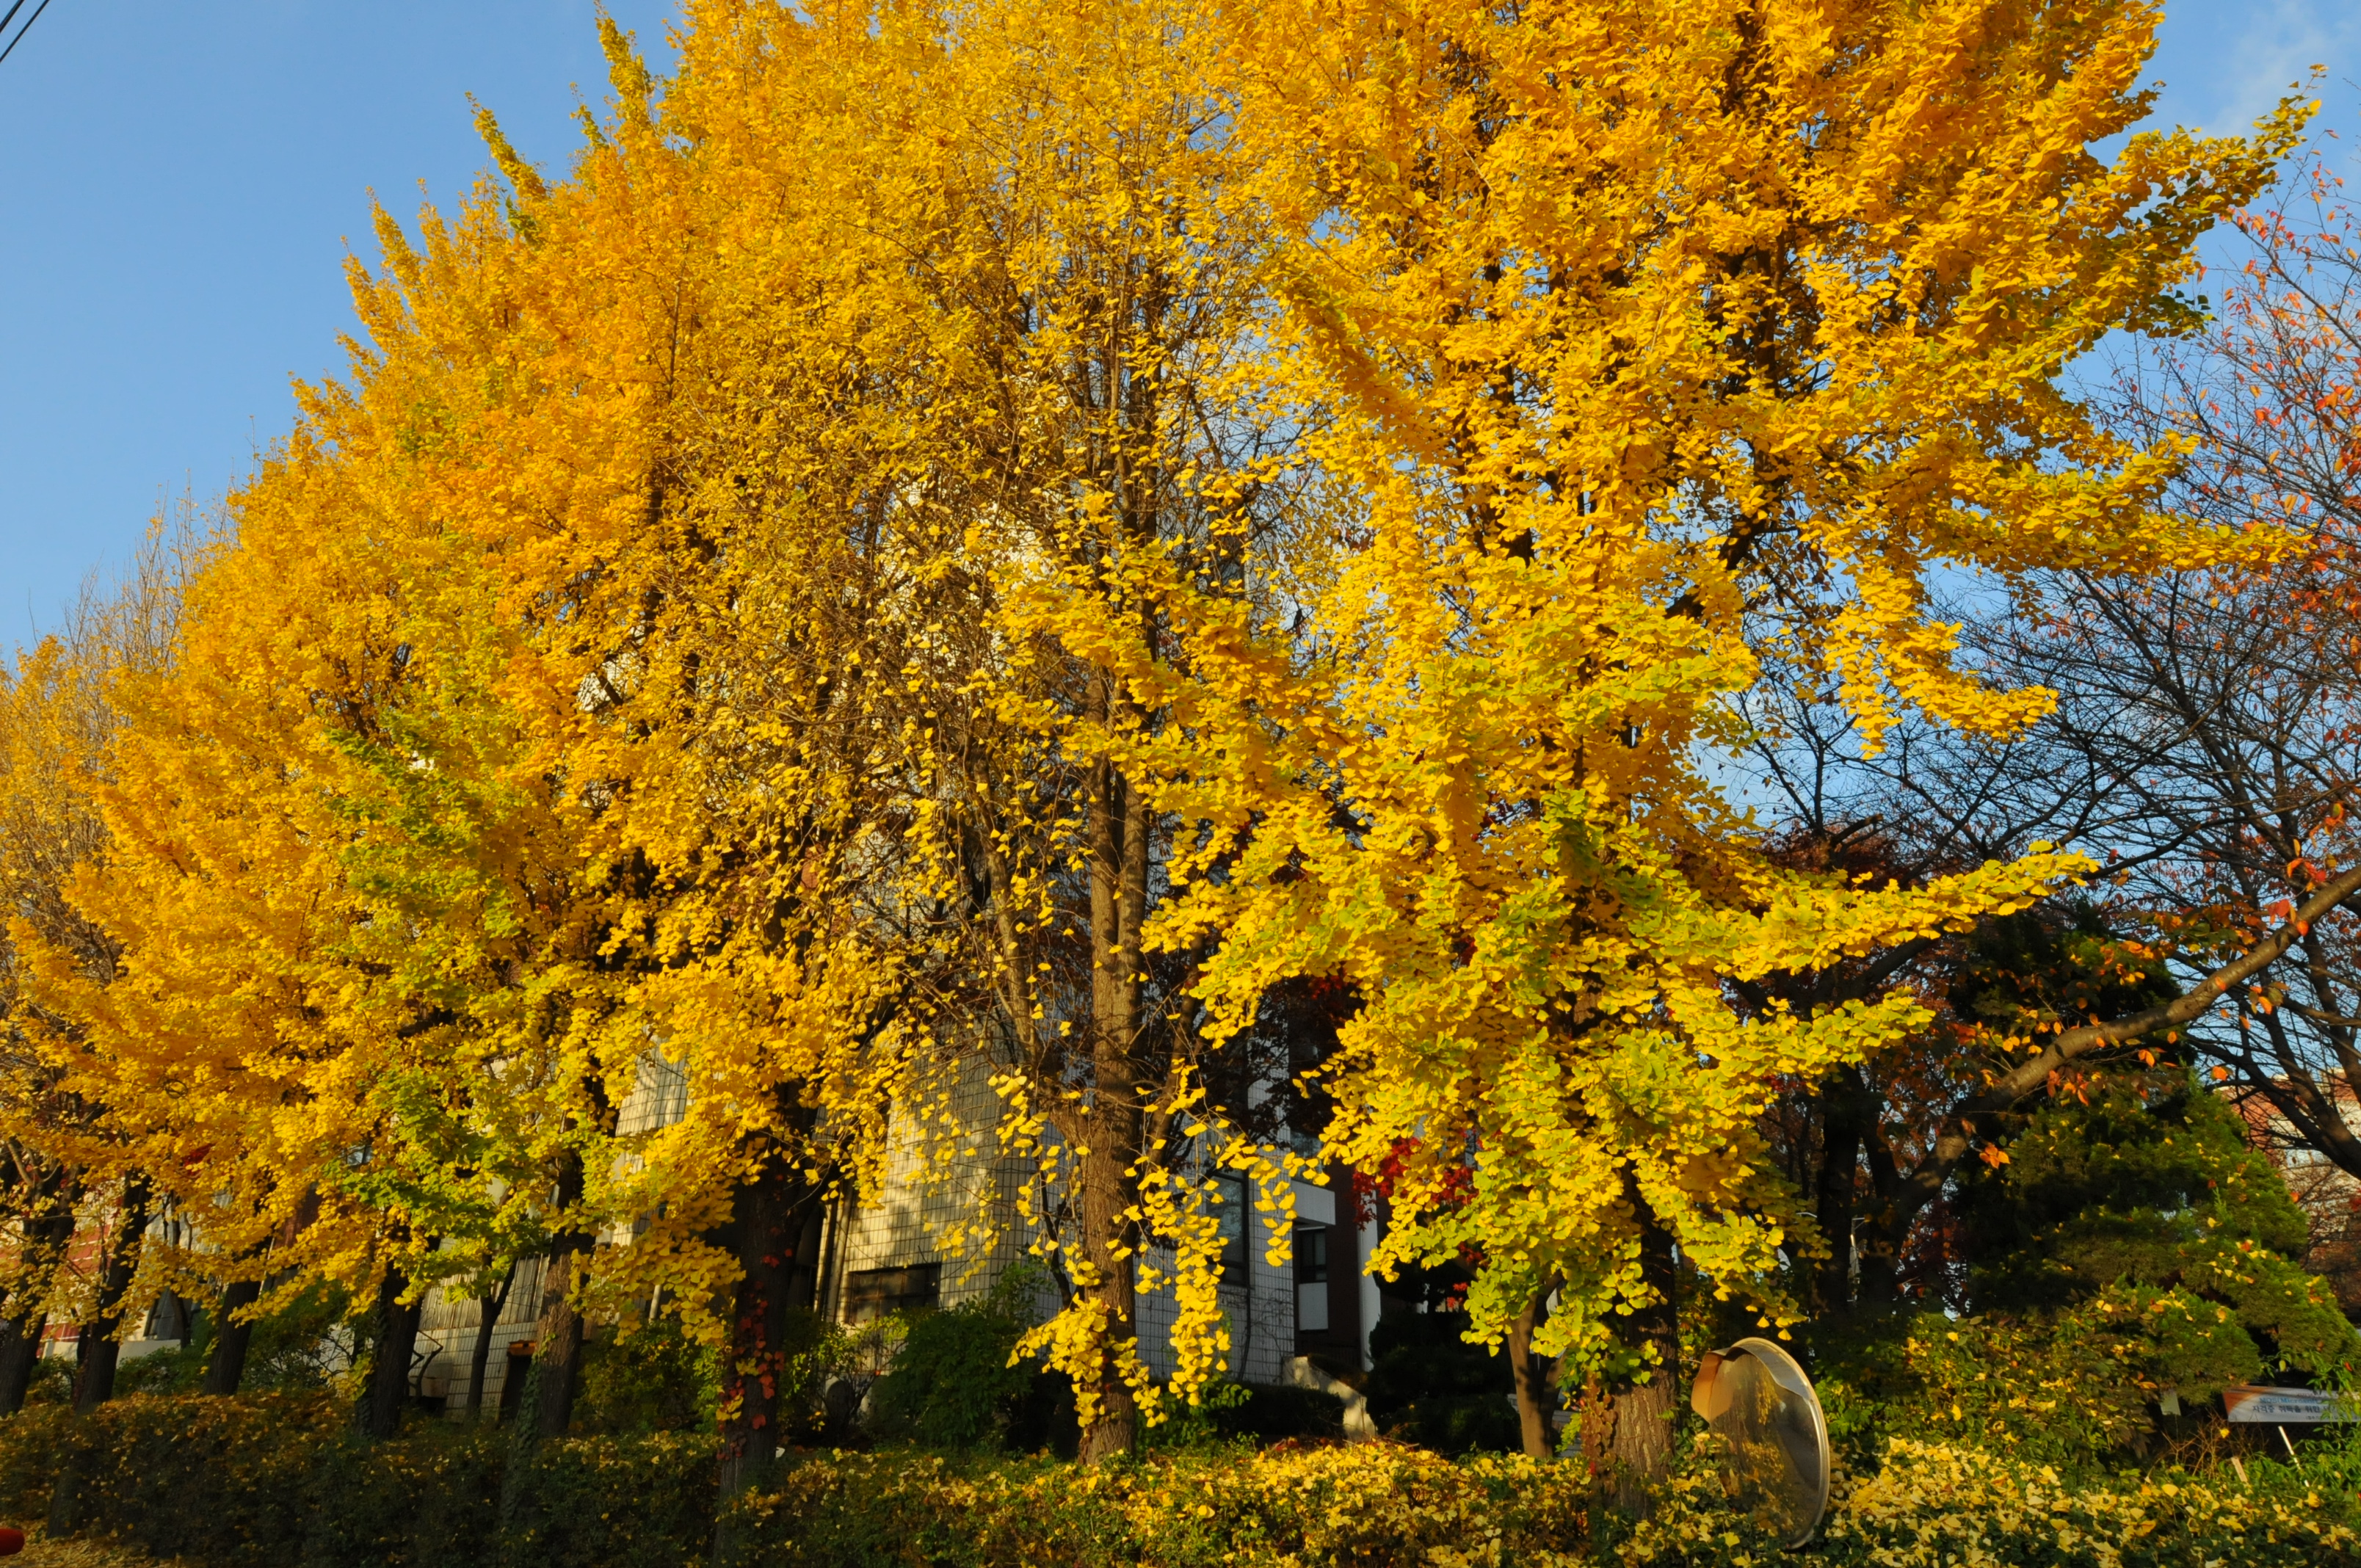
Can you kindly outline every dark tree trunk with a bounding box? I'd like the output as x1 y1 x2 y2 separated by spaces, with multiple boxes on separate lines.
1580 1366 1611 1554
787 1203 824 1310
1071 1134 1145 1466
1813 1067 1865 1315
531 1150 592 1440
1855 1120 1906 1308
717 1151 821 1501
465 1263 515 1419
532 1261 586 1439
0 1313 47 1417
356 1263 422 1439
1507 1287 1556 1458
1072 722 1153 1467
0 1182 78 1415
203 1277 262 1396
1606 1192 1680 1514
73 1175 153 1413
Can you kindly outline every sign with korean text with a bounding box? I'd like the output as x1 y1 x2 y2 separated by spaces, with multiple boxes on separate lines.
2222 1385 2357 1423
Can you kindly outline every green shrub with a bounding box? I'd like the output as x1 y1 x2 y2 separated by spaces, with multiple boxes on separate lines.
575 1316 720 1435
1364 1310 1520 1453
1810 1308 2147 1467
1140 1379 1255 1455
500 1431 717 1568
17 1354 71 1408
116 1340 207 1396
242 1281 362 1393
1142 1380 1345 1452
868 1273 1048 1452
1211 1383 1346 1443
88 1282 360 1405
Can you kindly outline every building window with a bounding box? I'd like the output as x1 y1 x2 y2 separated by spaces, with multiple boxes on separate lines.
499 1341 534 1421
1295 1224 1331 1334
842 1263 942 1322
1295 1224 1329 1284
1216 1175 1250 1280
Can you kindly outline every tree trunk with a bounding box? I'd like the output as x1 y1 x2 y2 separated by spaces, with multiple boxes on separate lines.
1606 1193 1680 1514
1608 1369 1679 1514
356 1263 422 1439
1072 733 1152 1465
1813 1067 1865 1315
0 1313 47 1416
1507 1288 1556 1459
1854 1119 1906 1308
717 1152 821 1502
73 1174 152 1413
202 1277 261 1395
465 1263 515 1419
530 1152 592 1440
1580 1367 1611 1554
0 1182 78 1415
531 1259 586 1440
1072 1137 1145 1465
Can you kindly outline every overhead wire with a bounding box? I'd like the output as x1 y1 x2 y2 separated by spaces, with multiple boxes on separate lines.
0 0 55 69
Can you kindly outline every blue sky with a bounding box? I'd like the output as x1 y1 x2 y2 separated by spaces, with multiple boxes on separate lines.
0 1 676 651
1 0 2356 655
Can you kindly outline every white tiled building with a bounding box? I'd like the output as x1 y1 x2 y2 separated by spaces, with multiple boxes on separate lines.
407 1051 1382 1414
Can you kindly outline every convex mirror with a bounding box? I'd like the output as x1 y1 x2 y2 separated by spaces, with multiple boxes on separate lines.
1689 1337 1832 1548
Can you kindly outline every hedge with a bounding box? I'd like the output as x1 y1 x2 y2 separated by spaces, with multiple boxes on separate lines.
1623 1437 2361 1568
0 1396 1586 1568
711 1444 1591 1567
0 1395 712 1568
4 1393 2358 1568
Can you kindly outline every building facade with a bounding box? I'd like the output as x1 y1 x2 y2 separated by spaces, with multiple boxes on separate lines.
405 1053 1385 1415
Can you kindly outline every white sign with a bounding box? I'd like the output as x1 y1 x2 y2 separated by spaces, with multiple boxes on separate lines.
2222 1384 2358 1423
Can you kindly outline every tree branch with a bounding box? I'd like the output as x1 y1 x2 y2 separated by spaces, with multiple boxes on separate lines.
1883 862 2361 1244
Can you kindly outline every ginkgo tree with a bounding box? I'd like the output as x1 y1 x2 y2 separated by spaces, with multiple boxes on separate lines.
26 360 589 1435
1058 0 2316 1482
0 531 186 1414
805 0 1308 1463
17 5 975 1478
452 15 957 1485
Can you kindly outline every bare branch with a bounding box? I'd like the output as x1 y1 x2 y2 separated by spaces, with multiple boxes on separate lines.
1887 863 2361 1233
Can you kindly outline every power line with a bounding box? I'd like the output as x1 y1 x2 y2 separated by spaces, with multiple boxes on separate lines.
0 0 55 69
